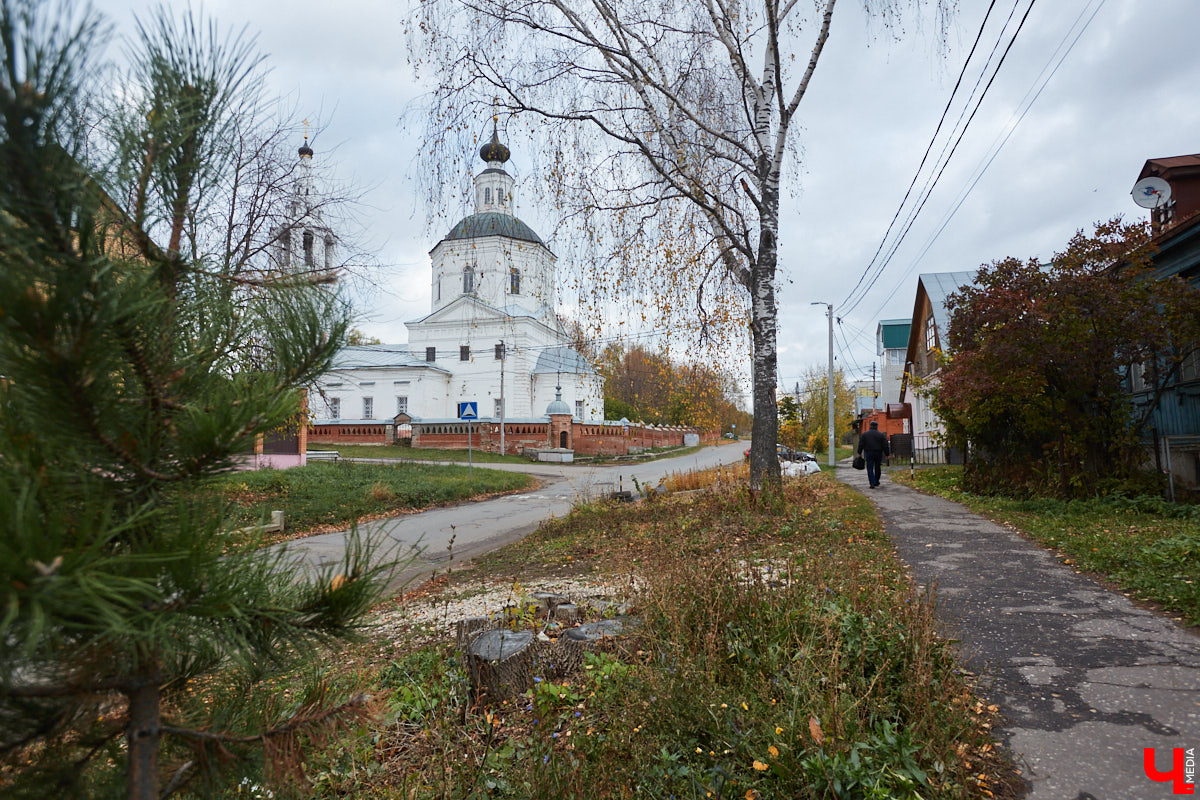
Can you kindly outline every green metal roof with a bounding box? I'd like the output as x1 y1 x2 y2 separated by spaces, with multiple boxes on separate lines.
878 319 911 350
443 212 544 246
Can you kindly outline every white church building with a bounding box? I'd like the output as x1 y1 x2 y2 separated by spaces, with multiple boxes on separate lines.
307 125 604 435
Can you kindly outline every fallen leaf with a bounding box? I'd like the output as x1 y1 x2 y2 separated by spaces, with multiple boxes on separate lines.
808 716 824 745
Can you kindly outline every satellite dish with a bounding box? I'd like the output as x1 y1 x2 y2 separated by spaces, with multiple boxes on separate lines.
1131 176 1172 209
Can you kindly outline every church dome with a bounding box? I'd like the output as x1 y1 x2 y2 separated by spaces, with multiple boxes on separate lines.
479 128 510 164
545 386 571 416
298 136 313 158
443 211 544 246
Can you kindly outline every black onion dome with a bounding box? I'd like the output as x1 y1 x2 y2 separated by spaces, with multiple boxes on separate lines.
479 128 510 164
299 137 313 158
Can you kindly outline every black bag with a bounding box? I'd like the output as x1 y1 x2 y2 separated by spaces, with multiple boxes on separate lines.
852 455 865 470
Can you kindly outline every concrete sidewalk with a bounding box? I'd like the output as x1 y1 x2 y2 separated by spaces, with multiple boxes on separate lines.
836 461 1200 799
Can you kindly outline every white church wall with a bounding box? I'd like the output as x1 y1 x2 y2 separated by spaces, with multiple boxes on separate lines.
430 237 556 321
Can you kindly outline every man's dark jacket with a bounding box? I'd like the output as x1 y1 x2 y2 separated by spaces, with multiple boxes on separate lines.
858 429 890 455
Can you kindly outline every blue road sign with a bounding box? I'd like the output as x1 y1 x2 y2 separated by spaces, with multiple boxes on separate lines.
457 401 478 420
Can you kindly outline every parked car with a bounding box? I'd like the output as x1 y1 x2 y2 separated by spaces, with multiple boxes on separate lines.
743 445 814 463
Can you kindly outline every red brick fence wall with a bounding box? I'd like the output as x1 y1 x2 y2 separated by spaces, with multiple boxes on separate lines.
309 419 717 456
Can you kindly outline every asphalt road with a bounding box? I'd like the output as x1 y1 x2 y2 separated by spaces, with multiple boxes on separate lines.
275 442 747 593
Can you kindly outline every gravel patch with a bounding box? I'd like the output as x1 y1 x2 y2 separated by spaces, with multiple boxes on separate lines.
373 576 641 641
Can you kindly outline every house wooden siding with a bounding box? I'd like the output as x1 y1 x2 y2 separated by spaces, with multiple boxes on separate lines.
1131 156 1200 490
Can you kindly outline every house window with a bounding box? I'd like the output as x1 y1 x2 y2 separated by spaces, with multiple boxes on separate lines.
363 397 374 419
460 345 470 361
328 397 340 420
1130 361 1149 393
463 265 474 293
924 316 937 353
495 342 505 360
1181 345 1199 383
575 401 584 419
396 396 408 415
887 349 905 366
303 230 314 267
510 268 520 294
494 398 503 418
425 347 436 362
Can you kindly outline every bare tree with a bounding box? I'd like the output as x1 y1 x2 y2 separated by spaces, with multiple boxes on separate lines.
408 0 949 489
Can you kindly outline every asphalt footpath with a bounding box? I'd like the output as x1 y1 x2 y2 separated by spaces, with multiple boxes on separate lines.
836 460 1200 799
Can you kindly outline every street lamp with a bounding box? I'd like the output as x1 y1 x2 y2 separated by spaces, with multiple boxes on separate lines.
811 302 835 468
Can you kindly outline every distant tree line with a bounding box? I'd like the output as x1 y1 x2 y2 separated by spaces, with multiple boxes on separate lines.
590 344 752 434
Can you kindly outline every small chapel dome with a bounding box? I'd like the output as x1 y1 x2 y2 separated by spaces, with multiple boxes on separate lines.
299 136 313 158
545 385 571 416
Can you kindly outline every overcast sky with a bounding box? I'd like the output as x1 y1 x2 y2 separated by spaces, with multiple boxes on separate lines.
89 0 1200 402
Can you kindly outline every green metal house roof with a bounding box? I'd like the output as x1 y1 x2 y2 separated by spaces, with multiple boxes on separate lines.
877 318 911 350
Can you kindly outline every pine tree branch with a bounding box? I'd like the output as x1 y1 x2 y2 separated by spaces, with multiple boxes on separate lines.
160 693 372 746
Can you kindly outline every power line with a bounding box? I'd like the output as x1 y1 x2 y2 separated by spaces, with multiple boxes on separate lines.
842 0 1107 350
838 0 1000 309
841 0 1039 318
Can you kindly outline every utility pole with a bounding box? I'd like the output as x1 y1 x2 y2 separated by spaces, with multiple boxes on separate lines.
499 340 506 456
872 362 878 412
811 302 835 467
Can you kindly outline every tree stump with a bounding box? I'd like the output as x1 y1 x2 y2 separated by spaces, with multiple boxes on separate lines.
465 629 541 703
456 616 490 648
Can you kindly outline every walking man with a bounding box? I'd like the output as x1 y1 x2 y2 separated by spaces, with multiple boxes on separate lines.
857 421 890 489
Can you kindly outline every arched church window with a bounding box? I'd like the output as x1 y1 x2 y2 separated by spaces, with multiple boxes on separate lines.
510 268 520 294
463 265 474 294
497 188 504 202
303 230 314 267
435 275 441 301
484 187 492 204
324 237 334 269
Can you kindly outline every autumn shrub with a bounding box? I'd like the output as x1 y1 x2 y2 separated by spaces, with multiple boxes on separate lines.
932 219 1200 499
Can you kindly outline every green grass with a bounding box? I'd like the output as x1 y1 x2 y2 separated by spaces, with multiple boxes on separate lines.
895 466 1200 626
273 474 1018 799
322 443 533 464
212 461 533 540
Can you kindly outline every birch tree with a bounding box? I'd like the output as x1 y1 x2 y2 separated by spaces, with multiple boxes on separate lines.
409 0 949 488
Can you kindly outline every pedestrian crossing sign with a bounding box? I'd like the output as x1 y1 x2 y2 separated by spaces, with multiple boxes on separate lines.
457 401 478 420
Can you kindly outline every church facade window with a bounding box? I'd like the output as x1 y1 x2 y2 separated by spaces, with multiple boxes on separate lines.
425 347 436 362
362 397 374 419
510 268 520 294
324 237 335 269
460 345 470 361
485 187 492 204
303 230 314 267
575 400 584 419
463 265 474 294
494 342 505 360
328 397 340 420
